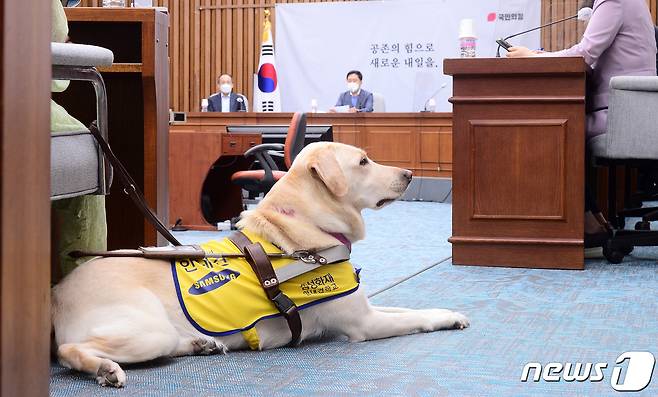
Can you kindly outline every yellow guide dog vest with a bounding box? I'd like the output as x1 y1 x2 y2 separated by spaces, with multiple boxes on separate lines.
171 230 359 349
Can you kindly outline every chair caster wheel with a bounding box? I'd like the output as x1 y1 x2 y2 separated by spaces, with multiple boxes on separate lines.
603 240 624 264
635 221 651 231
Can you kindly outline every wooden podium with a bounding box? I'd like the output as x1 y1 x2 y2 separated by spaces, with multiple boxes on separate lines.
444 57 587 270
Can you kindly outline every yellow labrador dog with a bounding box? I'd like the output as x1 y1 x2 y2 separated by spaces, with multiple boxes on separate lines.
52 142 469 387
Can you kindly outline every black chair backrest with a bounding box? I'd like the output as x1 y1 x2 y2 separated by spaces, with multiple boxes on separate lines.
284 112 307 168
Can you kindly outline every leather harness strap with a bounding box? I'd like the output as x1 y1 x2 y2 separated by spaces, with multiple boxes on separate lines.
226 230 254 253
228 232 302 347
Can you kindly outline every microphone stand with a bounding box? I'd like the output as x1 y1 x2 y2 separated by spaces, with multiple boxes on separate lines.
496 13 579 57
421 84 447 112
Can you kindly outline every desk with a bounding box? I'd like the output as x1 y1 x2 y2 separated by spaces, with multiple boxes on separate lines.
444 57 586 270
169 112 453 229
57 8 170 248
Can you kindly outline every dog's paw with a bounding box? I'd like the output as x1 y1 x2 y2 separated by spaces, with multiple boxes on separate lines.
449 311 470 330
96 359 126 388
192 338 227 355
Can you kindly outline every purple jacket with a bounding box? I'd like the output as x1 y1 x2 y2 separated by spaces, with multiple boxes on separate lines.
540 0 657 137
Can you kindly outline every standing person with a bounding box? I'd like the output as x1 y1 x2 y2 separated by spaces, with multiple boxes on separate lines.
330 70 374 113
507 0 657 246
208 74 248 112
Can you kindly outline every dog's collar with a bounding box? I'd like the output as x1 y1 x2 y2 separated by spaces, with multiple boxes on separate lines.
326 232 352 252
273 207 352 251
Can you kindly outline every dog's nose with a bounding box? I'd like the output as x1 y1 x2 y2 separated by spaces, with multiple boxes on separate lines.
402 170 412 182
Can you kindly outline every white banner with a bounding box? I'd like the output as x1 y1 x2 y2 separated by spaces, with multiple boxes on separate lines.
275 0 541 112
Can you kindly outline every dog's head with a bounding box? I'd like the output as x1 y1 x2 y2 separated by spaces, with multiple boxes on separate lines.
239 142 412 251
293 142 412 211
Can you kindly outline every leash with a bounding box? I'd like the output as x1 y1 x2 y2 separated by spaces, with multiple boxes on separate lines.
87 121 182 246
70 235 351 285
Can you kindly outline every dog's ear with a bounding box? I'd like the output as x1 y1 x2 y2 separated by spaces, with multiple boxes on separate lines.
308 149 348 197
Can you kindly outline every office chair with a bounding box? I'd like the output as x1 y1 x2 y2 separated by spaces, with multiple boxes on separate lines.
599 27 658 231
231 112 307 198
51 42 113 199
372 92 386 112
588 75 658 263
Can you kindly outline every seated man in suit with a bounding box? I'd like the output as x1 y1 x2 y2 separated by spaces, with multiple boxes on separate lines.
208 74 247 112
330 70 374 113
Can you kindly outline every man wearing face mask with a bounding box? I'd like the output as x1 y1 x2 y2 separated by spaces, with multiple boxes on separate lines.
208 74 248 112
330 70 374 113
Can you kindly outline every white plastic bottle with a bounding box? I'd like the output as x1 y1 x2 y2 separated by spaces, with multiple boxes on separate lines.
310 98 318 113
201 98 209 112
458 19 477 58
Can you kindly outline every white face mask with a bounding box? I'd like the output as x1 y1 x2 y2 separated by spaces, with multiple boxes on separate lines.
347 82 360 93
220 83 233 94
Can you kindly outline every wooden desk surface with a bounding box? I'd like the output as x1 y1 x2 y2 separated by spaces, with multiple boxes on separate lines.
169 112 453 229
65 6 168 21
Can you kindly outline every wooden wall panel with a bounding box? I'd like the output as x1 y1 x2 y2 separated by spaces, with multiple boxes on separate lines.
80 0 364 112
541 0 657 51
79 0 658 111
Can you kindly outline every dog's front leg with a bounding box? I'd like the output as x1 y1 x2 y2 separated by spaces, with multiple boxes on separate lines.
322 290 469 342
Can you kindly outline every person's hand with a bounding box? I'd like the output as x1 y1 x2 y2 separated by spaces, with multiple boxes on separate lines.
506 46 536 58
328 107 336 113
348 107 358 113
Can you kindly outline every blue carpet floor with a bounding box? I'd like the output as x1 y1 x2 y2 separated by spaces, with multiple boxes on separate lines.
50 202 658 396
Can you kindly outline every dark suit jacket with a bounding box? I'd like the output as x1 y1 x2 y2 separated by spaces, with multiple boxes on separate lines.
207 92 247 112
335 89 374 112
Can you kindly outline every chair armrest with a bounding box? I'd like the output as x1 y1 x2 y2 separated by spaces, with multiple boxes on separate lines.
244 143 283 180
244 143 284 157
51 42 114 68
610 76 658 92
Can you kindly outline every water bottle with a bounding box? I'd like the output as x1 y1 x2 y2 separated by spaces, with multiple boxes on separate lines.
102 0 126 6
201 98 208 112
310 99 318 113
458 19 477 58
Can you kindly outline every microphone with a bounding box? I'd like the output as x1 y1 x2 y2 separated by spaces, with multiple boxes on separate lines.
496 7 593 57
421 83 448 112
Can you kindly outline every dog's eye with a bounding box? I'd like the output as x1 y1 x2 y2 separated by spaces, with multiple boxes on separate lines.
359 157 369 166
